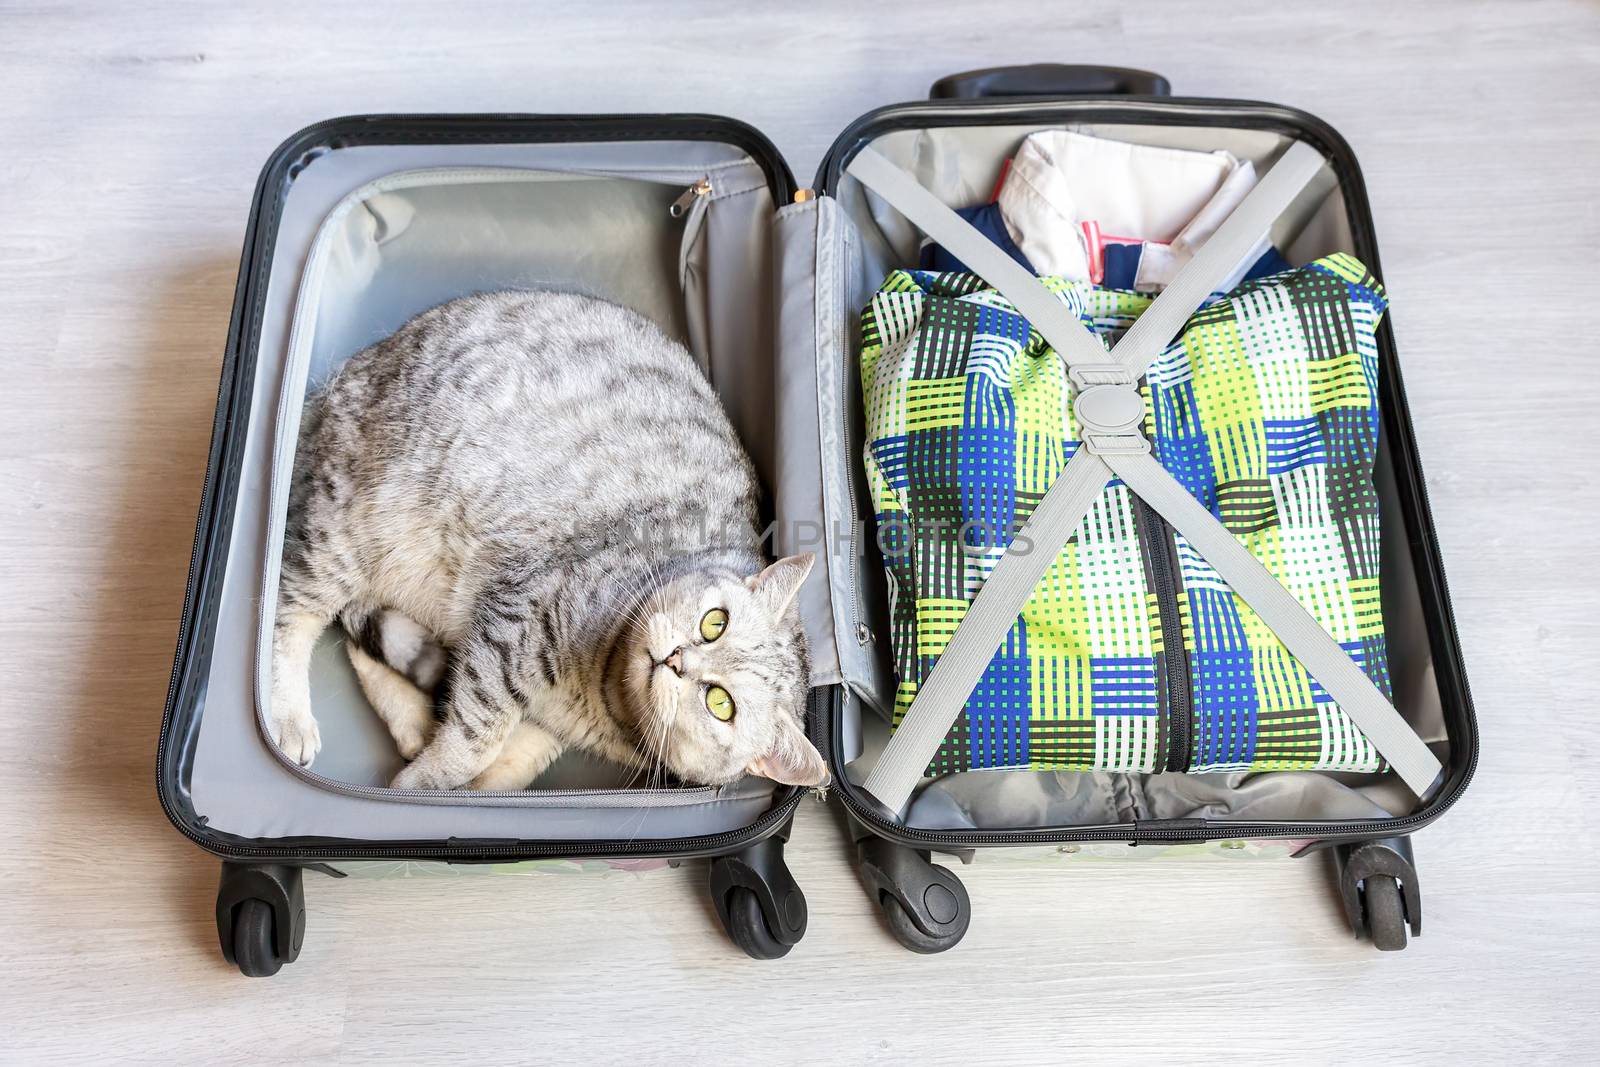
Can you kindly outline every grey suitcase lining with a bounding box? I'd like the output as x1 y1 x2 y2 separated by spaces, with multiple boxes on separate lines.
191 121 1453 842
193 140 801 841
776 122 1450 830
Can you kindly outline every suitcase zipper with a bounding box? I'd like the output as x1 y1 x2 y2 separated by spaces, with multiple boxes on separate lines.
813 683 1468 848
669 177 713 217
253 727 739 808
833 216 870 648
158 113 805 863
250 165 729 810
161 781 803 863
1134 497 1192 773
807 95 1477 847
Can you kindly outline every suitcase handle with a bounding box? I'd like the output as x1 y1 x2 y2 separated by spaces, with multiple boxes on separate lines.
929 64 1170 100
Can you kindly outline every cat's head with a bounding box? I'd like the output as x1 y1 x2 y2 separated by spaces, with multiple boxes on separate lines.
614 553 828 788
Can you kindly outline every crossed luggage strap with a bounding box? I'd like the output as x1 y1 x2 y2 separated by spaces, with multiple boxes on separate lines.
845 142 1443 814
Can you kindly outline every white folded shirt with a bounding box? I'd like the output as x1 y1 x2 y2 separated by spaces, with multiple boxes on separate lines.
996 130 1271 293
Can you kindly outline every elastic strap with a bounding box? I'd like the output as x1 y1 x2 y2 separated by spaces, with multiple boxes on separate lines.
1106 450 1442 795
844 146 1112 370
860 447 1114 806
846 142 1441 812
1101 140 1326 378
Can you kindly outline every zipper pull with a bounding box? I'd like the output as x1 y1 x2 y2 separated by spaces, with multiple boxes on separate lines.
670 178 712 218
812 781 830 804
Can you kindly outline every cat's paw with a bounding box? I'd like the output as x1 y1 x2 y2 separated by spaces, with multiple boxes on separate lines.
345 641 435 759
392 721 429 761
270 710 321 766
466 763 537 791
390 760 444 790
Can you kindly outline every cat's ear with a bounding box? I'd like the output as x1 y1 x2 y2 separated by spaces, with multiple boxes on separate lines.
746 714 830 787
748 553 815 618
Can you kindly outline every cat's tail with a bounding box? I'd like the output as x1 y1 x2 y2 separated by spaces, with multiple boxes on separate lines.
340 605 448 692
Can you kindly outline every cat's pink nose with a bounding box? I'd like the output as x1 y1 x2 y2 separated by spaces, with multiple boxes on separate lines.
663 647 684 676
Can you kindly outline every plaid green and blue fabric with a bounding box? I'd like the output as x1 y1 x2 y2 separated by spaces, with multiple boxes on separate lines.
861 254 1390 777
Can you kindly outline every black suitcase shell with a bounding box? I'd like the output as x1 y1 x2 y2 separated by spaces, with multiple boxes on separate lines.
158 66 1476 971
807 69 1476 953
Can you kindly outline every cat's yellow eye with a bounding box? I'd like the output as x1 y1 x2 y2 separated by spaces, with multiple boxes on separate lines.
705 685 735 722
699 608 728 642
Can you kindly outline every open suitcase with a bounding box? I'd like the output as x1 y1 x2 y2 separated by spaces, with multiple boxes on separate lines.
158 64 1478 974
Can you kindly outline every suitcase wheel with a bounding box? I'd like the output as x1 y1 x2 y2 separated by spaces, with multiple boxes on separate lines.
232 898 283 977
1360 875 1409 951
1335 836 1421 952
855 838 970 954
709 835 807 960
722 886 790 960
216 862 307 977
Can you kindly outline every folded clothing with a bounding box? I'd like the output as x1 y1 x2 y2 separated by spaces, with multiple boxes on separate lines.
1096 236 1292 292
918 201 1035 275
860 255 1392 778
1001 129 1277 290
921 130 1287 294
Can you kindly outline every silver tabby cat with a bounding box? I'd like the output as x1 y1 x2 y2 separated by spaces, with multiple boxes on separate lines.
270 290 827 792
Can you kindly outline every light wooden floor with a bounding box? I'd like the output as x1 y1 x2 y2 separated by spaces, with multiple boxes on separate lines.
3 2 1597 1062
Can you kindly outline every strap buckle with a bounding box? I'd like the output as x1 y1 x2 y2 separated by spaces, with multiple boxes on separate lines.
1080 431 1152 456
1070 362 1148 455
1067 362 1135 389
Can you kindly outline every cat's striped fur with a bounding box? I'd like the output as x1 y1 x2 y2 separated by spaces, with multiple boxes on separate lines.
270 290 825 791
